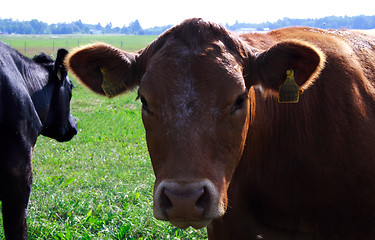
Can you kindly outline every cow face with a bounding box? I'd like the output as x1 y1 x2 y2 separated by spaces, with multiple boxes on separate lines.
40 49 78 142
138 39 251 229
66 19 325 229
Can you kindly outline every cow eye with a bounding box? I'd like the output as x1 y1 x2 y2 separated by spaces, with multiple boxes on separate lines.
138 95 152 115
231 93 248 115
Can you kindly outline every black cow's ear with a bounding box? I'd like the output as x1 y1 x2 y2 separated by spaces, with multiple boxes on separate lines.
55 49 69 81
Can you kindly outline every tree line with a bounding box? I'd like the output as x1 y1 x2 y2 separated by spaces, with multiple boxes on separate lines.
0 19 172 35
1 15 375 35
226 15 375 31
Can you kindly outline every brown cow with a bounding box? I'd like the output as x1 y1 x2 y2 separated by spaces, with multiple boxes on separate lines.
66 19 375 239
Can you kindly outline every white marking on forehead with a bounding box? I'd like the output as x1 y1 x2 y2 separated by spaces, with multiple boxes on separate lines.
166 75 218 143
172 75 198 127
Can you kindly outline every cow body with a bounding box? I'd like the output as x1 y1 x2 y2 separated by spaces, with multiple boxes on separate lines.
67 19 375 239
0 41 77 239
209 28 375 240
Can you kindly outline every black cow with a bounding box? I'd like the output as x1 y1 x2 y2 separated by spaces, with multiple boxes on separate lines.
0 41 77 239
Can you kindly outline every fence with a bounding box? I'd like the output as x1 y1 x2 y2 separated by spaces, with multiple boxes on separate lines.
9 40 127 56
0 35 157 58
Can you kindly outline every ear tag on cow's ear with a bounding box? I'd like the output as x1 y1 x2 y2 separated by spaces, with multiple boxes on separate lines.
100 68 127 98
278 69 300 103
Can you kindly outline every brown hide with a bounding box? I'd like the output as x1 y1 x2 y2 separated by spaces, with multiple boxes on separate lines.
66 19 375 239
209 28 375 240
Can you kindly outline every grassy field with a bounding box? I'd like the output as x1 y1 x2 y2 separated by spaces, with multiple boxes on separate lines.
0 35 208 239
0 34 157 57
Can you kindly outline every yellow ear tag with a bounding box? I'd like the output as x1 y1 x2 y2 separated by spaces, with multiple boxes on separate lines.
278 69 300 103
100 69 127 98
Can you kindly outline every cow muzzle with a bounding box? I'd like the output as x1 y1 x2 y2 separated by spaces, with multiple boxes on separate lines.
153 179 225 229
56 115 78 142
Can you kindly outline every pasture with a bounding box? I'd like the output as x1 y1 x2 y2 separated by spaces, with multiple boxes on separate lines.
0 35 207 239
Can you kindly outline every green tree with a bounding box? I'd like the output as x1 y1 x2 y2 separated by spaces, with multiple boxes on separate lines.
128 20 142 34
30 19 47 34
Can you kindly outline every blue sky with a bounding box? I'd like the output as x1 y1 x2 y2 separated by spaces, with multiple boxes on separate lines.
1 0 374 28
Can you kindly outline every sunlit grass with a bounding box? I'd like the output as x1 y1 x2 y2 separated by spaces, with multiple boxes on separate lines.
0 35 157 57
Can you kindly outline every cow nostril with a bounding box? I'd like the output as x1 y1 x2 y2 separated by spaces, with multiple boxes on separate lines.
71 126 78 135
196 187 210 212
160 187 173 211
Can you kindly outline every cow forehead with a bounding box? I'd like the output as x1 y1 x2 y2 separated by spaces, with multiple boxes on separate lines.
140 40 245 99
139 48 246 139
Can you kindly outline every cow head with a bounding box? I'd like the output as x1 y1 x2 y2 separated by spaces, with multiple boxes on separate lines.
66 19 325 229
35 49 78 142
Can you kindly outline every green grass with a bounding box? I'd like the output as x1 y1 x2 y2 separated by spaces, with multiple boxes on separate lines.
0 35 208 239
0 35 157 57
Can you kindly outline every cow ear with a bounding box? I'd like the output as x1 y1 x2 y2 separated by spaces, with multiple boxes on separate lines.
55 48 69 81
252 40 326 95
65 43 140 98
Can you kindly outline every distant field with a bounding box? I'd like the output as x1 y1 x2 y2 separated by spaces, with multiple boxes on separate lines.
0 35 208 239
0 34 157 58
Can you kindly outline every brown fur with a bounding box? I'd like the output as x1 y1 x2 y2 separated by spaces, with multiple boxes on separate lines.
66 19 375 240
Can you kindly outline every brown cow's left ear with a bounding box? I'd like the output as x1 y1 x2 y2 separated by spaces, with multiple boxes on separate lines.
251 40 326 94
65 43 140 98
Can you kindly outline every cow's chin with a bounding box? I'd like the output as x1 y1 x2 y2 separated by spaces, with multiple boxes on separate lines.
170 220 212 229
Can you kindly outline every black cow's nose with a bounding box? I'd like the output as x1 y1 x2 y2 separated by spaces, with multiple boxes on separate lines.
69 125 78 137
56 117 77 142
69 116 78 135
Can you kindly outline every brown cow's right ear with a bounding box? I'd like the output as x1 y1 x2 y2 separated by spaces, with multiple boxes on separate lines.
65 43 140 98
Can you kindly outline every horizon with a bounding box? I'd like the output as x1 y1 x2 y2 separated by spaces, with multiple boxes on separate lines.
2 14 375 30
1 0 375 29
